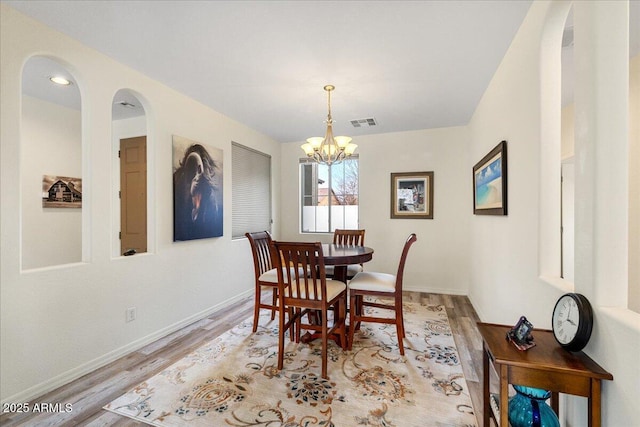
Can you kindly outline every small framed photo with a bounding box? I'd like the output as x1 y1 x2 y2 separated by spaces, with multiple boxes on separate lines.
390 171 434 219
507 316 535 350
473 140 507 215
511 316 533 344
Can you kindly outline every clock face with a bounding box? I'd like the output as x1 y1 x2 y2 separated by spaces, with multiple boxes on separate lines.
552 293 594 352
553 295 579 344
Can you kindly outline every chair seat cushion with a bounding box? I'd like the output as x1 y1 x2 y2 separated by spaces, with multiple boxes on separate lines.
325 264 364 277
287 279 346 301
259 267 307 283
348 271 396 293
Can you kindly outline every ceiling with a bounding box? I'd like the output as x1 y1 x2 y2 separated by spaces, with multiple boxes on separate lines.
5 1 562 142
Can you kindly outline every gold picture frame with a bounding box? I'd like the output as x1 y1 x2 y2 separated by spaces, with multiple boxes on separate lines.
390 171 434 219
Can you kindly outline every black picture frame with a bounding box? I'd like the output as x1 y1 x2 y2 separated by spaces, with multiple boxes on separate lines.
509 316 534 345
473 140 508 215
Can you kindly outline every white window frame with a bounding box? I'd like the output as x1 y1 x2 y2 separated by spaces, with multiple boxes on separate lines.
299 156 359 234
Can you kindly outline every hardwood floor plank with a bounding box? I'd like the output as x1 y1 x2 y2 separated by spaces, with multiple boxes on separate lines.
84 411 146 426
0 292 486 426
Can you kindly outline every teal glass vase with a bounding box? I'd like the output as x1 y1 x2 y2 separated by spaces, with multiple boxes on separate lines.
508 385 560 427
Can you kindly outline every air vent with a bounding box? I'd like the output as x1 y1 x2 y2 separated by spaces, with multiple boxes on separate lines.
350 117 377 128
115 101 137 108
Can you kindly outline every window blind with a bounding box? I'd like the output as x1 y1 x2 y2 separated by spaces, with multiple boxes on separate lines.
232 142 272 238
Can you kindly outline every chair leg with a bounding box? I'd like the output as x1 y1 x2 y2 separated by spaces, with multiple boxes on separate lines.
288 306 295 341
271 289 277 320
277 307 286 371
348 293 357 350
396 300 405 355
355 295 363 331
321 315 328 379
337 296 347 349
252 286 261 332
396 320 405 356
295 308 302 343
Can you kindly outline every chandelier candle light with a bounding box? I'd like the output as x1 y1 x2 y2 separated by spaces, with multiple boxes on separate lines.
301 85 357 166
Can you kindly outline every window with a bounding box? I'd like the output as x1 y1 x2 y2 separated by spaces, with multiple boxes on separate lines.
300 156 359 233
232 142 271 238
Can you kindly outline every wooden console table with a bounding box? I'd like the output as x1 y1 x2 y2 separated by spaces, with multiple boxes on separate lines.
477 323 613 427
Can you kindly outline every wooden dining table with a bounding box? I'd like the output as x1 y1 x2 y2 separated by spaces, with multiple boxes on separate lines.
321 243 374 284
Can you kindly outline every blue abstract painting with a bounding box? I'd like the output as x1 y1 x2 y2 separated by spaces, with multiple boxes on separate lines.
475 155 502 210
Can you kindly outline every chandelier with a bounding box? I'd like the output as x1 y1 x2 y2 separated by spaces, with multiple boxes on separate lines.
301 85 357 166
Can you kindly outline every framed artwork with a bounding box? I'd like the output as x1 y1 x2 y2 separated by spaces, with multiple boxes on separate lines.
473 140 507 215
390 171 434 219
172 135 223 241
42 175 82 208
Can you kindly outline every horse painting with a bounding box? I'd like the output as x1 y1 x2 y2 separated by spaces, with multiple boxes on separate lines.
173 137 223 241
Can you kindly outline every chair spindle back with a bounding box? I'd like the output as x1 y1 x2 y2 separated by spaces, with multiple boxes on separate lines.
333 229 365 246
246 231 274 277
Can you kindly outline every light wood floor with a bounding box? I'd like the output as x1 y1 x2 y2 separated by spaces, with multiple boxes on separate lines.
0 292 486 427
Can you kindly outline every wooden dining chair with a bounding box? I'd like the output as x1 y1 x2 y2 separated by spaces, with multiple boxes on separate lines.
271 241 347 379
245 231 288 333
325 229 366 280
347 233 417 355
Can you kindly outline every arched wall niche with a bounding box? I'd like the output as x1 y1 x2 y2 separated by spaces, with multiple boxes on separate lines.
111 88 150 257
20 55 84 270
560 6 575 283
544 0 637 311
538 0 573 291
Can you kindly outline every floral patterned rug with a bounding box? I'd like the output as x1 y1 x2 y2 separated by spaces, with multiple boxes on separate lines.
105 301 477 426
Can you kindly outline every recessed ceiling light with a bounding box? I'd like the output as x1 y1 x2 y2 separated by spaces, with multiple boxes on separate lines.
49 76 72 86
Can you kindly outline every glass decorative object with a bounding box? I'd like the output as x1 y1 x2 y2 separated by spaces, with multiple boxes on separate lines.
508 385 560 427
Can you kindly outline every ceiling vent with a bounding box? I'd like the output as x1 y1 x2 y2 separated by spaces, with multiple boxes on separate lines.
350 117 377 128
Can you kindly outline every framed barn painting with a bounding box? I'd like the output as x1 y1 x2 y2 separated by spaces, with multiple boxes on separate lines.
42 175 82 208
390 171 434 219
473 140 507 215
172 135 223 241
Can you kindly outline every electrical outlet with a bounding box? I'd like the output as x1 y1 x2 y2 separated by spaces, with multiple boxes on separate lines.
126 307 136 323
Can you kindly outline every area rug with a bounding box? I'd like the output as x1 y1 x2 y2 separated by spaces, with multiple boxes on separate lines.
105 301 477 426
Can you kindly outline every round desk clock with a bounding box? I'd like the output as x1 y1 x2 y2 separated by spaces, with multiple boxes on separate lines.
551 293 593 352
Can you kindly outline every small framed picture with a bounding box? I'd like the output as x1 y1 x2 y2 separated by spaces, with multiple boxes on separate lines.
473 140 507 215
390 171 434 219
511 316 533 343
507 316 535 350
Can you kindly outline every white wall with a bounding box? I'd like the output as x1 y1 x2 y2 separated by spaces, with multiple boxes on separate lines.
1 5 281 403
468 2 639 426
629 54 640 313
280 127 471 295
21 95 82 269
561 104 575 160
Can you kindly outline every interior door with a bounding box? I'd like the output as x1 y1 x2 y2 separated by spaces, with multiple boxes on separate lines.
120 136 147 255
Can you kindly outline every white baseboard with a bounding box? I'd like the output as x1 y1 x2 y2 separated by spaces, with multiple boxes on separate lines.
1 289 253 406
466 292 487 321
404 285 469 296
